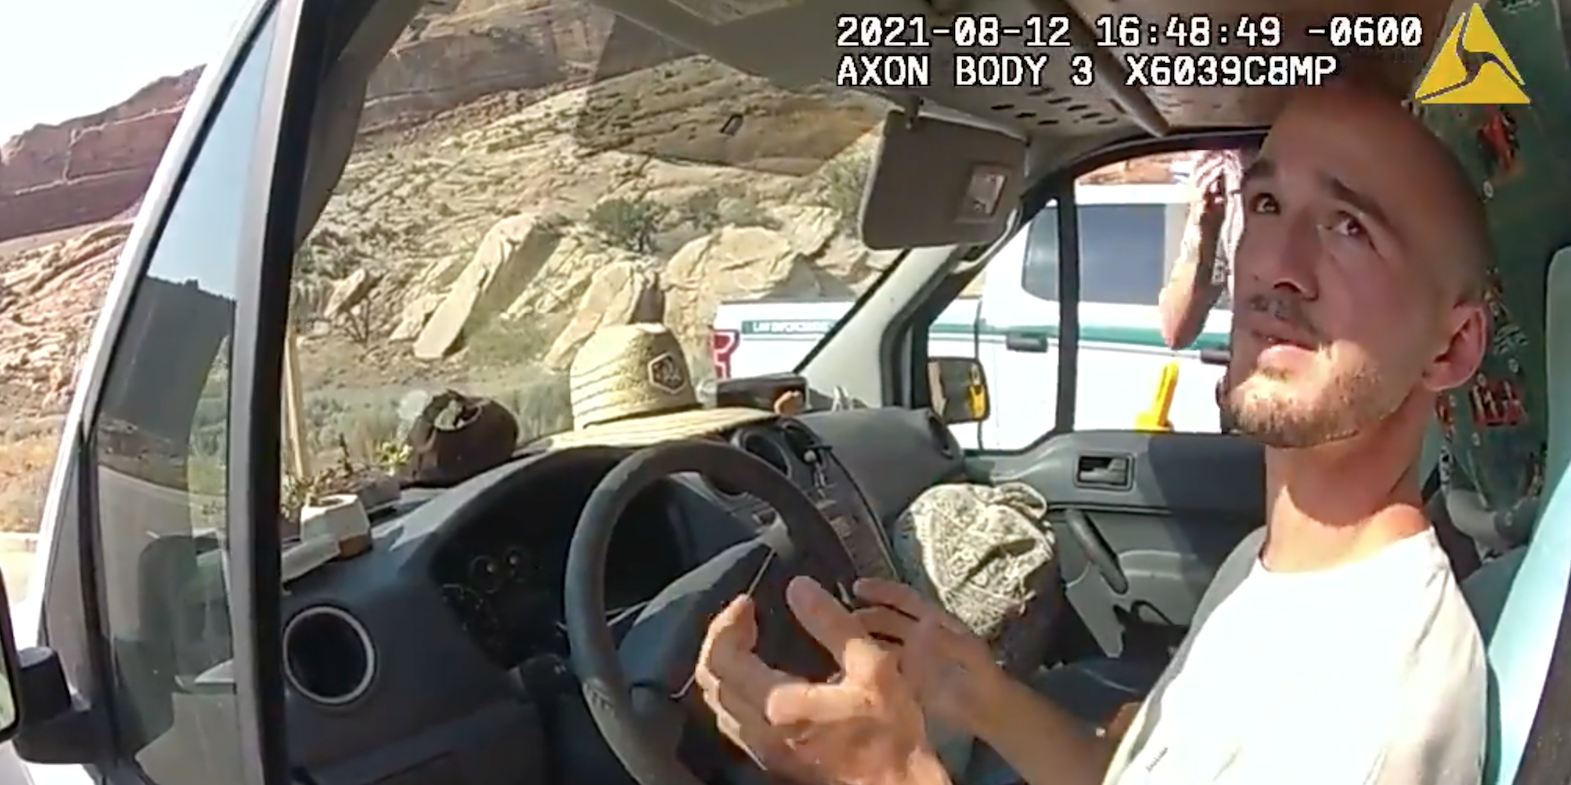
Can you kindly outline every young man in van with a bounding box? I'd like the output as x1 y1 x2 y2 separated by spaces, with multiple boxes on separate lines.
693 74 1491 785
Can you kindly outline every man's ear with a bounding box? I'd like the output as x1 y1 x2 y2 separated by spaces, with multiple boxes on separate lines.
1421 302 1489 393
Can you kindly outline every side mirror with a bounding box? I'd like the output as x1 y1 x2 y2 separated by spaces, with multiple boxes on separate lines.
927 357 990 425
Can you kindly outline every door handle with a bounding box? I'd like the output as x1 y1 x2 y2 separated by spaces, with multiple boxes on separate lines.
1062 507 1129 593
1004 329 1049 353
1075 454 1131 489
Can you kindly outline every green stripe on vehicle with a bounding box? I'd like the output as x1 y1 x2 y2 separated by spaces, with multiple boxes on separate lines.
738 319 1229 351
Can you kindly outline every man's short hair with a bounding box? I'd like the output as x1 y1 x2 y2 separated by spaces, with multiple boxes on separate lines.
1297 58 1493 304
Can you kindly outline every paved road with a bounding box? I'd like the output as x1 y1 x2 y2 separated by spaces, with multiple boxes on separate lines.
0 551 29 604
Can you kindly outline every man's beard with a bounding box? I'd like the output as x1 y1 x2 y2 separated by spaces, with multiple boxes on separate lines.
1223 289 1402 448
1222 362 1400 448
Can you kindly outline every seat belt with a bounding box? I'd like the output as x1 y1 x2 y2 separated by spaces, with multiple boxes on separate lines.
1422 464 1483 580
1423 464 1442 501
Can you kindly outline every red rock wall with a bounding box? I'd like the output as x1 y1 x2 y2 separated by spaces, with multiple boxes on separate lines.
0 1 640 244
0 68 202 244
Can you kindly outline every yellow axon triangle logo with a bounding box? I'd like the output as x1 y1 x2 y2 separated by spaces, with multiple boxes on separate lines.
1414 3 1529 104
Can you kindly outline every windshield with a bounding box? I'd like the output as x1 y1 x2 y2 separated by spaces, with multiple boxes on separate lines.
282 1 888 523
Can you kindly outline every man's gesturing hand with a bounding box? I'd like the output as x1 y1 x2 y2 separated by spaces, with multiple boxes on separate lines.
695 576 948 785
850 579 1006 737
1193 162 1231 252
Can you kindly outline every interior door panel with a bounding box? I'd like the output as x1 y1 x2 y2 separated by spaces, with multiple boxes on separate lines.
981 431 1264 662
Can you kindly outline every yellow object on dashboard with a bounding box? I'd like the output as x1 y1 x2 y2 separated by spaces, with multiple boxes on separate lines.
1135 362 1179 432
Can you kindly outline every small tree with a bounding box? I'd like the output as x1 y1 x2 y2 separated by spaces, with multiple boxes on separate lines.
588 196 665 253
678 189 724 232
338 302 382 346
815 153 873 235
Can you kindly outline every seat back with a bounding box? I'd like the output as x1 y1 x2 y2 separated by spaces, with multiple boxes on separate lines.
1469 251 1571 783
1547 249 1571 489
1417 0 1571 780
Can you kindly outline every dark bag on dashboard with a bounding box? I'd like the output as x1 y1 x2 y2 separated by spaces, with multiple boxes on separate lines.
399 390 519 487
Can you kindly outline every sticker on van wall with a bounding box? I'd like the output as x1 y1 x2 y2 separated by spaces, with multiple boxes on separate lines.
1476 107 1522 192
668 0 801 24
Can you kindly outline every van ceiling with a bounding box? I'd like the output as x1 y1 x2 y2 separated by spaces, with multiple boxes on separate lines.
586 0 1451 140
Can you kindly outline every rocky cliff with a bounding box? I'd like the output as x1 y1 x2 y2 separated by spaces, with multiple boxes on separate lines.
0 0 1194 421
0 0 679 247
0 0 693 413
0 68 201 244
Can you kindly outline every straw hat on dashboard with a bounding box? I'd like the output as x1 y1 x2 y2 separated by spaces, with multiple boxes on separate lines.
526 322 775 450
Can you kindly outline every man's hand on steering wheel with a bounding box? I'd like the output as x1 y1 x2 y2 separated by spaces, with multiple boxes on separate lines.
696 576 952 785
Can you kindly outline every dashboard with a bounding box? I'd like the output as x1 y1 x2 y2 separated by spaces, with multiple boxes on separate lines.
246 408 967 785
429 471 687 667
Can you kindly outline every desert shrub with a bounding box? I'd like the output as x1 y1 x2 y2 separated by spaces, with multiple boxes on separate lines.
537 212 573 238
296 396 405 467
191 423 228 460
678 188 780 233
333 404 404 466
289 277 330 331
814 153 873 234
721 200 781 230
588 196 665 253
303 396 349 434
461 314 565 370
678 190 724 231
0 424 59 532
501 372 573 445
335 285 399 347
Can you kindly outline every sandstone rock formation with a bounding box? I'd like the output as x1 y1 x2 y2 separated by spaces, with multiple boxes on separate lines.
0 221 129 411
0 0 1196 425
0 0 690 248
413 212 566 360
0 69 200 244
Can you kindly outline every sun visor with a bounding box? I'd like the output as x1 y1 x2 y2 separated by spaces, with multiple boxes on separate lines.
859 110 1027 250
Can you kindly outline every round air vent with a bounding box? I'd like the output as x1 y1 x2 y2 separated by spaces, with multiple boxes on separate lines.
737 431 792 478
709 430 792 496
925 412 957 459
778 420 819 455
284 606 375 706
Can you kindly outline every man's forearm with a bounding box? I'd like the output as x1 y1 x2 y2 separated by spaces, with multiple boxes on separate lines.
968 670 1117 785
1158 250 1225 350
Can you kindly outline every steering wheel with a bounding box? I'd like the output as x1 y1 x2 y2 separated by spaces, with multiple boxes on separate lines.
564 439 863 785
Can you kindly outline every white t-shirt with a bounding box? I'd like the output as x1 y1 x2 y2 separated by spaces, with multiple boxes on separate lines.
1103 528 1487 785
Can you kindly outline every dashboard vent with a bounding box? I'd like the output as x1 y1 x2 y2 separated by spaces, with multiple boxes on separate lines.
778 420 822 457
709 430 792 497
284 606 376 706
925 412 957 459
737 431 792 478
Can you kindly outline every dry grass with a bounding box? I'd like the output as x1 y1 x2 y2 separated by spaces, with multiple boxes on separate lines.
0 418 64 533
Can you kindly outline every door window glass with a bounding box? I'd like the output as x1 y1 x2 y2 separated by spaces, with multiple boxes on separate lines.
90 10 273 782
1021 202 1189 307
1082 204 1178 307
